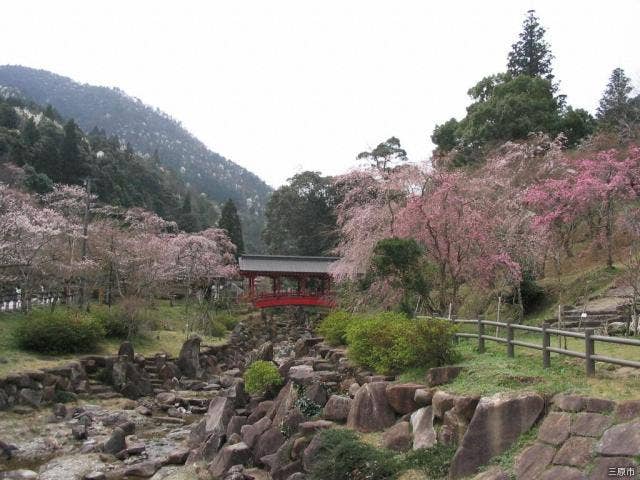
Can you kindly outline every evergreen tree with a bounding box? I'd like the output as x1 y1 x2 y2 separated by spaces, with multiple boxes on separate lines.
178 192 200 232
596 67 638 137
60 119 84 183
263 171 338 256
507 10 554 81
22 118 40 145
218 199 244 255
0 103 19 129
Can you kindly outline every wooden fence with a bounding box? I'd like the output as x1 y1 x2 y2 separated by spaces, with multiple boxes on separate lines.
0 291 79 313
430 316 640 376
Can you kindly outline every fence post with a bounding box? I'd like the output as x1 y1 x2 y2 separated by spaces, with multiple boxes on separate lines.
507 321 514 358
477 315 485 354
585 328 595 376
452 315 459 344
542 323 550 368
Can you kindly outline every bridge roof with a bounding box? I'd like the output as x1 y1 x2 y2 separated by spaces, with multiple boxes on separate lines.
239 255 338 275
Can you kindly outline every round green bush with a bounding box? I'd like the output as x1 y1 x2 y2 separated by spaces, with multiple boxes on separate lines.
345 312 458 374
14 309 105 354
243 360 283 395
317 310 358 345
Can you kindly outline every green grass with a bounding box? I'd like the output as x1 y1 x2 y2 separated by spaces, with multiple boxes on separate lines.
398 339 640 400
485 425 539 474
0 301 238 376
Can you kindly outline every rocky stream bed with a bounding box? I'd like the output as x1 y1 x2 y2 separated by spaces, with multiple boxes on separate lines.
0 311 639 480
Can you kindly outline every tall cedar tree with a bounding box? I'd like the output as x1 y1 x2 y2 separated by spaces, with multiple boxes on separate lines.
178 192 200 232
60 119 87 184
218 199 244 255
507 10 554 81
597 67 638 137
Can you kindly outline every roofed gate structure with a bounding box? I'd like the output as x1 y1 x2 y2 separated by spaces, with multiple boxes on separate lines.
238 255 338 308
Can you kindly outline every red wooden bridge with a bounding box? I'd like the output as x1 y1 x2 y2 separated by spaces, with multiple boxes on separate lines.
239 255 338 308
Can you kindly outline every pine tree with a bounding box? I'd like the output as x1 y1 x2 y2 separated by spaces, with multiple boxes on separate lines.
596 67 638 136
218 199 244 255
22 118 40 145
507 10 554 81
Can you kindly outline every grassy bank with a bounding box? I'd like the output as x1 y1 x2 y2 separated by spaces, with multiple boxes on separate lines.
399 339 640 400
0 301 237 376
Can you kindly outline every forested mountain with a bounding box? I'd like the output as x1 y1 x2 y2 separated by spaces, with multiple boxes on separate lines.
0 94 220 231
0 65 271 251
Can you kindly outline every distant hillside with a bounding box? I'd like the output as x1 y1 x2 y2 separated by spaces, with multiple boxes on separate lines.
0 65 271 251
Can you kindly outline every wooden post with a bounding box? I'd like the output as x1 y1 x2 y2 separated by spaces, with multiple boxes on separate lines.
452 315 459 344
495 295 502 337
477 315 485 354
507 321 514 358
557 304 563 349
542 323 550 368
448 302 453 320
585 328 595 376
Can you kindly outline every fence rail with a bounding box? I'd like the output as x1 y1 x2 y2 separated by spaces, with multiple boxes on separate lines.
424 316 640 376
0 292 79 313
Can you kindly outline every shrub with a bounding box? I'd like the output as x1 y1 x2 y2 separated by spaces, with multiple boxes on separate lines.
244 360 283 395
309 429 398 480
14 309 105 354
317 310 358 345
216 312 239 331
92 307 128 339
346 312 458 374
92 298 156 339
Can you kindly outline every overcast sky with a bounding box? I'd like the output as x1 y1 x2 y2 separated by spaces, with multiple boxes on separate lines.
1 1 639 187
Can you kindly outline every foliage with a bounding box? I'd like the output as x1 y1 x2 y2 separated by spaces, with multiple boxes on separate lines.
345 312 458 374
263 171 338 255
596 67 639 138
309 429 399 480
218 198 244 255
371 237 430 315
243 360 283 395
356 136 407 172
317 310 358 345
507 10 554 81
294 384 322 417
0 65 271 252
402 444 457 479
14 308 105 354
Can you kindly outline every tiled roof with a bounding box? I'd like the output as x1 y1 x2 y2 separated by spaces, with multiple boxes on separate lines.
239 255 338 274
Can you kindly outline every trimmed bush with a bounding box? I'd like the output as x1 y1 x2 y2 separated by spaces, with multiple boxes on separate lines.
243 360 283 395
317 310 358 345
14 309 105 354
345 312 458 374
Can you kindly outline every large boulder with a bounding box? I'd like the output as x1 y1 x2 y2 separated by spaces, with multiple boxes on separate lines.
111 358 152 399
449 392 545 479
385 383 423 414
537 412 571 446
117 341 134 362
209 442 252 478
269 382 305 433
346 382 396 432
322 395 351 422
411 406 436 449
596 420 640 456
514 443 556 480
188 395 235 460
382 421 412 452
552 436 594 468
426 366 462 386
178 336 202 378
